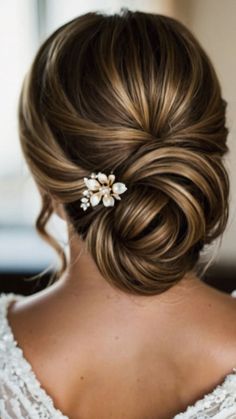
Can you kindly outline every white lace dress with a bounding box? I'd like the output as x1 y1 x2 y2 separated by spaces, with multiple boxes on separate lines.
0 292 236 419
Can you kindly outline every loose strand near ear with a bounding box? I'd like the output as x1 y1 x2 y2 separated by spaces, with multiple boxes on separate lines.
34 193 68 286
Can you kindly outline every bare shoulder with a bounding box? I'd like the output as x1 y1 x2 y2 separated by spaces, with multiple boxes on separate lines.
192 284 236 357
6 289 90 415
179 285 236 397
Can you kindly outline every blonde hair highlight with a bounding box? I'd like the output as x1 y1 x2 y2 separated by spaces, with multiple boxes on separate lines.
18 9 230 295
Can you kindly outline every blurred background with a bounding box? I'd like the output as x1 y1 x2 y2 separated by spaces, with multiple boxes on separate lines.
0 0 235 295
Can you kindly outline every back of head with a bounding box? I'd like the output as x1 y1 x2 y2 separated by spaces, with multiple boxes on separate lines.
19 8 229 295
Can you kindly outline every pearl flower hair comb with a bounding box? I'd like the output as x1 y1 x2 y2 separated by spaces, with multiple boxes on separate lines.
80 172 128 211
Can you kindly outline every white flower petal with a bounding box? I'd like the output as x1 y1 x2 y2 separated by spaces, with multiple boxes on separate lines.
112 193 121 200
84 178 100 191
103 194 115 207
90 192 102 206
97 172 108 184
81 197 89 203
108 174 115 185
112 182 127 195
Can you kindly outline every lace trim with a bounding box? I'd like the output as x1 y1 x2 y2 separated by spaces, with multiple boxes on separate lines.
0 292 69 419
174 370 236 418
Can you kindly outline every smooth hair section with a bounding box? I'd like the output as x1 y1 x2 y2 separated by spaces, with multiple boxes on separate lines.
18 9 230 295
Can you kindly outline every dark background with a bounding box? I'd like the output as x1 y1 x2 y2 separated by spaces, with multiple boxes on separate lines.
0 263 235 296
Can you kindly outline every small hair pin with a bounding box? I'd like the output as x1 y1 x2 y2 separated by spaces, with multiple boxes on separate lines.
80 172 128 211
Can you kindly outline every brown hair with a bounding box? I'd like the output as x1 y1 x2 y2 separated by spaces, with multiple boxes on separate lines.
18 8 229 295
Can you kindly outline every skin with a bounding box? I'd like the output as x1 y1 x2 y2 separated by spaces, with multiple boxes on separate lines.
6 202 236 419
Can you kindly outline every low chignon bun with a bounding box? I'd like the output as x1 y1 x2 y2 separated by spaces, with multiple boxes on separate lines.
19 9 229 295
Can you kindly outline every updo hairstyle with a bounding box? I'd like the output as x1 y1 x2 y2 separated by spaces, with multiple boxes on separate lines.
19 9 229 295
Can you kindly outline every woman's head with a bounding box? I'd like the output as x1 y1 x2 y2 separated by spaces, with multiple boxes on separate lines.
18 8 229 295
